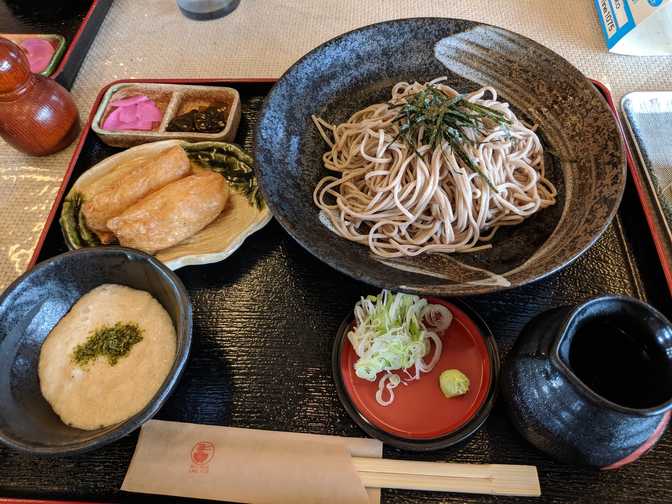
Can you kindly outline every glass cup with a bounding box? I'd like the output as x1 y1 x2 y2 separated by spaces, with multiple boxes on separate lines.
177 0 241 20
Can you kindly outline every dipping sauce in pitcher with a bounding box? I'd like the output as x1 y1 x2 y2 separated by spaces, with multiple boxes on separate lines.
502 295 672 468
569 319 672 410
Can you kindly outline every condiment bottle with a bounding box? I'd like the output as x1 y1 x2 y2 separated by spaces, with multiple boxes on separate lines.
0 37 79 156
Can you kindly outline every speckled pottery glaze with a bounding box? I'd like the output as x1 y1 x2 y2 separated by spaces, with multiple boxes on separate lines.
255 18 626 296
0 247 192 455
502 296 672 468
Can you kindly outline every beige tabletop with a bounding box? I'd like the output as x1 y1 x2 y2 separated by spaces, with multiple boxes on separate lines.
1 0 671 290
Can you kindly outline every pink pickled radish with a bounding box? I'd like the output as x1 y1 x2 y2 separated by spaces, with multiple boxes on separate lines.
102 108 124 130
109 95 149 107
119 105 138 123
137 101 162 122
102 94 163 131
20 39 55 74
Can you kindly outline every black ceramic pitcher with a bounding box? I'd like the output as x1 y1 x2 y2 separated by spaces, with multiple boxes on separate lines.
502 296 672 468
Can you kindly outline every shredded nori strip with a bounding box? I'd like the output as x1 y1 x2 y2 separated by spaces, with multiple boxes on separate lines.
389 85 512 188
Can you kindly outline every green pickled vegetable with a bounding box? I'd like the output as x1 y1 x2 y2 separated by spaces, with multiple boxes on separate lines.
184 141 263 209
77 206 100 246
166 104 228 133
439 369 470 398
59 190 99 249
59 195 82 249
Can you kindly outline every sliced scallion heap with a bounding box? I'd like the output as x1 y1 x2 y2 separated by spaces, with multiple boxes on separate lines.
347 290 452 406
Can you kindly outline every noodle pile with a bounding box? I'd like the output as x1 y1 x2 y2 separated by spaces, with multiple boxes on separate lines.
312 78 557 258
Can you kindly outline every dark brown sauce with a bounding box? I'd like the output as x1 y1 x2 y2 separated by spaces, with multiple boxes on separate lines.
568 320 671 409
166 103 228 133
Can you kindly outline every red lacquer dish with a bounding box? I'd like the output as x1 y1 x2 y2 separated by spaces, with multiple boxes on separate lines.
333 296 499 451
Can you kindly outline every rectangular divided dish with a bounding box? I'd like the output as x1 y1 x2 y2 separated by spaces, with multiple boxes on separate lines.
2 78 671 504
92 82 242 147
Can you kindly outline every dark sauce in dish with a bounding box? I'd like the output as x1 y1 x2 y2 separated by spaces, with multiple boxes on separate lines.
167 104 228 133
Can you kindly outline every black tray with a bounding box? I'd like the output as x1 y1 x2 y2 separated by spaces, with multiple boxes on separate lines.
2 79 671 504
0 0 111 90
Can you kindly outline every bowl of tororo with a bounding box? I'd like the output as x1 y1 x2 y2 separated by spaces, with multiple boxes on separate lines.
0 247 192 455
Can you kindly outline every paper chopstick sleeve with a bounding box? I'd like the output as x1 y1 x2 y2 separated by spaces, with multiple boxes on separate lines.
122 420 378 504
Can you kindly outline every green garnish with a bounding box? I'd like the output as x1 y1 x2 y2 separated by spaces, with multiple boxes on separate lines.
390 85 511 187
439 369 470 398
60 190 100 249
348 290 433 381
72 322 144 367
184 142 264 209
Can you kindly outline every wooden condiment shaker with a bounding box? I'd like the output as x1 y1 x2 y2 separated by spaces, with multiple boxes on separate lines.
0 37 80 156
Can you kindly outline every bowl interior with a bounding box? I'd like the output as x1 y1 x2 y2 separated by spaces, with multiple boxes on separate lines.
0 247 191 454
255 18 625 295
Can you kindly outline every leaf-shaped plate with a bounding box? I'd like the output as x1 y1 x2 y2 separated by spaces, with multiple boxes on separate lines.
60 139 271 270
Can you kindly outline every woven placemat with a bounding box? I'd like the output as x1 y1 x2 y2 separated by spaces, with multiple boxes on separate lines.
2 0 671 289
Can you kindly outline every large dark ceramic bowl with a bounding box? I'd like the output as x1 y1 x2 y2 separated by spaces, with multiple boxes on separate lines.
0 247 192 455
255 18 626 296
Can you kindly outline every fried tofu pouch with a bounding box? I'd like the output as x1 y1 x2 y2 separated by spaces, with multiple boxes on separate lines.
107 171 229 254
82 146 191 238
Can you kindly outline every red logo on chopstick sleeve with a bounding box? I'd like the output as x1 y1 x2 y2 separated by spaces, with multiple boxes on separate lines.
190 441 215 473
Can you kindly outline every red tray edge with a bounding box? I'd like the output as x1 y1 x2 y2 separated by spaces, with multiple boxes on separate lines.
590 80 672 298
51 0 100 80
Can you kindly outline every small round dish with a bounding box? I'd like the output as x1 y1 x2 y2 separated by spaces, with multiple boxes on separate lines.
0 247 192 455
332 297 498 451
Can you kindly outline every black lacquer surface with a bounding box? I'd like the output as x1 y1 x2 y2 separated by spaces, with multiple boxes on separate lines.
0 1 91 40
0 0 111 90
0 82 671 503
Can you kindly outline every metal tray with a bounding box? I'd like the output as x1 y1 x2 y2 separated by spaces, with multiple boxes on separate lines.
621 92 672 297
1 79 671 504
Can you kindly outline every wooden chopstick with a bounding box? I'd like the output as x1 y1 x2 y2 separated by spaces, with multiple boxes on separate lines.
352 457 541 497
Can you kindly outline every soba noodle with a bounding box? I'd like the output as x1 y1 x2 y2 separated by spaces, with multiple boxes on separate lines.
312 78 557 258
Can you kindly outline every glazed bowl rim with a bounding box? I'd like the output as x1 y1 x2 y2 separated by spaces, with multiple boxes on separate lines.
550 295 672 417
0 246 193 455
